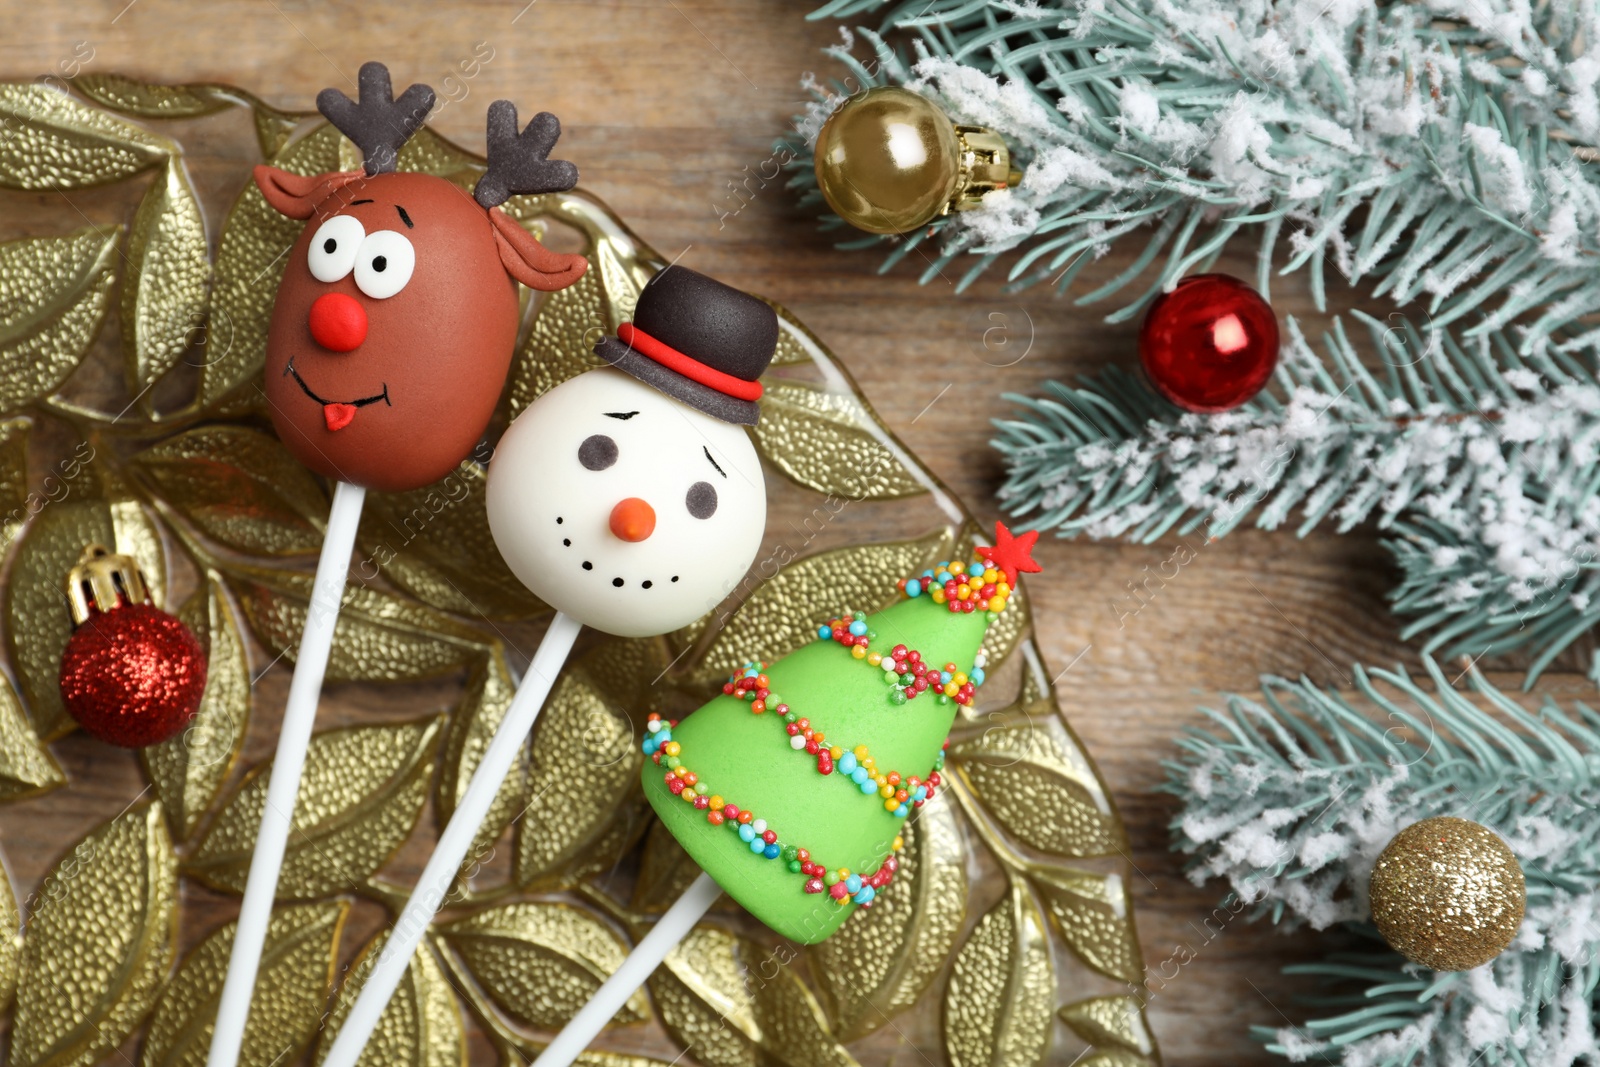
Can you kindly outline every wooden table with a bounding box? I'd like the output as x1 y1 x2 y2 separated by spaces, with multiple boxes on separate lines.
2 3 1582 1064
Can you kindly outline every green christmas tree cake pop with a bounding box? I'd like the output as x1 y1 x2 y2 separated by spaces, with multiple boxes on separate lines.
641 521 1041 943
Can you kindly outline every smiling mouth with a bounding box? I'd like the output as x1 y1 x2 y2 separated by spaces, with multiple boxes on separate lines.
557 516 679 589
285 357 390 432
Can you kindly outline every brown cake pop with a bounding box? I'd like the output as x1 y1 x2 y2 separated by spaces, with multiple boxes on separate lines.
253 62 588 492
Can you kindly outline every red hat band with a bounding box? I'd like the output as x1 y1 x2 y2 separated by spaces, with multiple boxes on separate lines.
617 323 764 403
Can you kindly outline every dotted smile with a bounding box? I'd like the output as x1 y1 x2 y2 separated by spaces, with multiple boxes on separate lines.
556 515 677 588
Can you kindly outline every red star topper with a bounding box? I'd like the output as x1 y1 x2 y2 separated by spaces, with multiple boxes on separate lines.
976 521 1042 585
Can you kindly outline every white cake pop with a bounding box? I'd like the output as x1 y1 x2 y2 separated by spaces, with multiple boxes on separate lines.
487 368 765 638
317 265 779 1067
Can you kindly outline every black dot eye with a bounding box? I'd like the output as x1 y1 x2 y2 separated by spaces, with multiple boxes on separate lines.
686 481 718 519
323 238 337 254
579 434 618 471
372 255 387 272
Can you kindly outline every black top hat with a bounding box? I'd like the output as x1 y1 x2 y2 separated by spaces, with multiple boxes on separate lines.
594 266 778 425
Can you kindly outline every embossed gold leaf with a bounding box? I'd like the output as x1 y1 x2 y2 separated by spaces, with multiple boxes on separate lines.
631 821 704 917
135 426 326 555
505 248 611 418
769 320 813 368
442 901 647 1030
141 572 250 841
140 900 348 1067
649 925 761 1067
438 648 522 879
0 416 28 549
651 925 857 1067
1059 995 1156 1056
576 633 677 716
226 564 484 683
811 795 967 1039
251 102 301 160
944 883 1054 1067
8 497 113 739
397 126 485 185
122 156 210 399
188 717 442 897
1076 1050 1155 1067
1028 864 1143 983
204 123 342 407
74 73 237 118
752 377 928 502
7 488 162 739
0 227 119 413
516 665 640 887
318 932 464 1067
0 853 18 1013
0 665 64 801
696 531 949 683
12 803 177 1067
566 793 653 890
571 1053 677 1067
362 460 543 619
0 83 170 189
950 715 1125 859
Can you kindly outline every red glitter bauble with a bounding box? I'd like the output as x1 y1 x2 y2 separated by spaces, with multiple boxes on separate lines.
59 602 207 748
1139 274 1280 412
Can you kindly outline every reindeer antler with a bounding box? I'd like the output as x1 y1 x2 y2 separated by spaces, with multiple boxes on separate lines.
317 62 436 176
473 101 579 209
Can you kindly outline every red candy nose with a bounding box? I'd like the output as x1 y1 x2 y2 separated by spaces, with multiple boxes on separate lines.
308 292 367 352
609 498 656 542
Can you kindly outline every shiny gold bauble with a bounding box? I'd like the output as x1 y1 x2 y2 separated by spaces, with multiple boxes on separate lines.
814 86 1015 235
1368 816 1525 971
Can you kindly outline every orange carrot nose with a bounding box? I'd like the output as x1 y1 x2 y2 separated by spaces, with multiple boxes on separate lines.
609 497 656 542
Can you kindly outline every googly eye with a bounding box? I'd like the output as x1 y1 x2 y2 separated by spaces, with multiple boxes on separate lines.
307 215 365 283
353 230 416 299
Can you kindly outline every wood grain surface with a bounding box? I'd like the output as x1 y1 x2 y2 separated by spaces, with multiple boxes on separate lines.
0 3 1581 1065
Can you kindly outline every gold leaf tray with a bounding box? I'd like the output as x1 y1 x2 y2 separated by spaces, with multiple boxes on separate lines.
0 74 1160 1067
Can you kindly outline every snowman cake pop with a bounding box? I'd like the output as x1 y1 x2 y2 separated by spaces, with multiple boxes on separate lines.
488 266 774 636
318 266 778 1067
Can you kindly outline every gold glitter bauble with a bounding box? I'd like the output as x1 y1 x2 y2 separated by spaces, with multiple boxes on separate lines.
813 86 1016 234
1369 816 1525 971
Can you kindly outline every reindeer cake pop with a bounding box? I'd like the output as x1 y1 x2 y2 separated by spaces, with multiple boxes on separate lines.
208 63 588 1067
318 266 778 1067
255 61 586 491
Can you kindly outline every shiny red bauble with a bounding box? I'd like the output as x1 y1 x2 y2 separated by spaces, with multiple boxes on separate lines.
60 602 207 748
1139 274 1280 412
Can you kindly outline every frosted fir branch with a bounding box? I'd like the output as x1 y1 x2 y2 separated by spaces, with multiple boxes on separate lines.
789 0 1600 355
1164 659 1600 1066
993 313 1600 682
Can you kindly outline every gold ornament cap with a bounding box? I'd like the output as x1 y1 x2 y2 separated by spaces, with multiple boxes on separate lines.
65 544 151 625
1368 815 1526 971
814 86 1020 235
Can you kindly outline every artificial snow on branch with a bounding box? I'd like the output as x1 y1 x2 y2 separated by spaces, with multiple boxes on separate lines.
1165 658 1600 1065
994 314 1600 681
790 0 1600 355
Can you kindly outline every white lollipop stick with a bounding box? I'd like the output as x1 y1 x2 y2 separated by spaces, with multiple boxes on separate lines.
532 872 722 1067
324 295 774 1063
319 610 583 1067
208 480 366 1067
